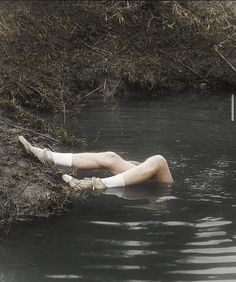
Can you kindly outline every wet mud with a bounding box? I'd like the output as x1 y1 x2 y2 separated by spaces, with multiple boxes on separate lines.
0 111 80 230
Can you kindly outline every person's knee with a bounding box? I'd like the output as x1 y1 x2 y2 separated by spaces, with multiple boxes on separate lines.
102 151 120 169
146 155 167 170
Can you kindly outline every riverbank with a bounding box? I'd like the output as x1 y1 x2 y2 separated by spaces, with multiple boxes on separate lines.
1 2 235 111
0 1 235 126
0 111 83 230
0 1 235 227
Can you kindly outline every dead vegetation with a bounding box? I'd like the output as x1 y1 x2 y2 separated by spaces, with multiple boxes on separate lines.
0 1 235 119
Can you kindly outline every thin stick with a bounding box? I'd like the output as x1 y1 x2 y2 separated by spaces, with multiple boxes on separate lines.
110 79 122 98
15 179 32 198
103 78 107 94
214 46 236 73
232 94 235 122
82 42 112 56
81 84 103 100
5 223 12 235
159 49 213 87
62 102 66 126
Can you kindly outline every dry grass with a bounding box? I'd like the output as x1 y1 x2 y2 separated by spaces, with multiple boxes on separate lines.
0 1 235 129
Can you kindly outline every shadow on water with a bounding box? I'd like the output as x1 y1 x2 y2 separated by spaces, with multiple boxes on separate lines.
0 92 236 282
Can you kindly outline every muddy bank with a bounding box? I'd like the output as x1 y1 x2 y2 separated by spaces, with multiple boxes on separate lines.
0 111 86 231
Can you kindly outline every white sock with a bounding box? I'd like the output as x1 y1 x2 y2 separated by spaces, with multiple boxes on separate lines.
101 174 125 188
51 152 73 167
31 146 72 167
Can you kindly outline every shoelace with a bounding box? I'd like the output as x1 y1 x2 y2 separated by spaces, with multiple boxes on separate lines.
83 177 97 191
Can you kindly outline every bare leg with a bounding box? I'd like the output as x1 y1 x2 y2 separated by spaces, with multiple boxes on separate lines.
18 136 135 173
75 153 173 184
120 155 173 185
89 152 173 184
72 151 136 174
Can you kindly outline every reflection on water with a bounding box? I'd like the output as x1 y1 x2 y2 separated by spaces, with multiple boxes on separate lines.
0 93 235 281
103 182 172 200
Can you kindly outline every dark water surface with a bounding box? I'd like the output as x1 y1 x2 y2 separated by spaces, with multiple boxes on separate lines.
1 93 236 282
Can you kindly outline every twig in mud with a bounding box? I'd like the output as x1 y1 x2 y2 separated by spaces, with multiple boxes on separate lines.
15 179 32 199
0 118 61 144
103 78 107 95
82 42 112 56
159 49 214 87
81 84 104 100
214 45 236 73
60 77 67 126
62 102 66 126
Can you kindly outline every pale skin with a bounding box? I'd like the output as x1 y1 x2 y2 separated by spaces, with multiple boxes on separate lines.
71 151 173 185
18 135 173 186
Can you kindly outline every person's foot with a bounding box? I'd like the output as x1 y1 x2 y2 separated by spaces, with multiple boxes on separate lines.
62 174 106 191
18 135 32 153
18 135 53 165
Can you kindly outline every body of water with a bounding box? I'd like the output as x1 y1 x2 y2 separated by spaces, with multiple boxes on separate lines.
0 93 235 281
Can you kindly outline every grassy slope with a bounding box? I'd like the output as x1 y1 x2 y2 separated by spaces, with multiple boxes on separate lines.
0 1 235 113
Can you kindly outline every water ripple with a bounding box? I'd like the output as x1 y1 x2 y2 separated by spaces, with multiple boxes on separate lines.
80 249 159 258
82 265 141 270
195 231 226 238
170 266 236 275
177 255 236 264
195 220 232 228
187 239 232 246
181 246 236 254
